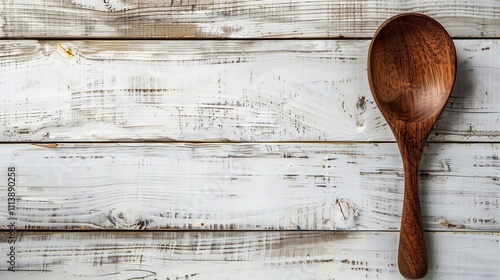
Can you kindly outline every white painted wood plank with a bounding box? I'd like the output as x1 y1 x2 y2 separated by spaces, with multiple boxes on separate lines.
0 0 499 38
0 231 498 279
1 40 499 142
0 143 498 231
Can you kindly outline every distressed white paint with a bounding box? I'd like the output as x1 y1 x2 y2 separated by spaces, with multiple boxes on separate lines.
0 0 499 38
1 40 499 142
0 231 498 279
0 143 498 231
1 1 500 279
69 0 134 12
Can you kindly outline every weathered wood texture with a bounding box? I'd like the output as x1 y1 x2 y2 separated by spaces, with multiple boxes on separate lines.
1 40 499 142
0 143 498 231
0 231 498 279
1 2 500 279
0 0 499 38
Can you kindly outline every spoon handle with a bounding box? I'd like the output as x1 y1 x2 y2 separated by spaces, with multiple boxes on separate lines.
399 142 428 279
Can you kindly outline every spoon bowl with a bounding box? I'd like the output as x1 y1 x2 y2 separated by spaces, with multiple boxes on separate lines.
368 13 457 279
369 13 456 123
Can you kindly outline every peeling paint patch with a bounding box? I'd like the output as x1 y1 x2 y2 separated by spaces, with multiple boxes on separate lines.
56 43 76 59
440 219 457 228
70 0 134 12
32 143 58 149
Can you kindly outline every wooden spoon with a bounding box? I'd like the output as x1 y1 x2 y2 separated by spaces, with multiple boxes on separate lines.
367 13 457 279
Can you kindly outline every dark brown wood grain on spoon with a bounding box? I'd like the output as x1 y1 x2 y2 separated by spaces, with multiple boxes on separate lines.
367 13 457 279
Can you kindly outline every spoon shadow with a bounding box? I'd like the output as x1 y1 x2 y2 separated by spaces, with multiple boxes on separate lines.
427 43 475 142
419 44 469 273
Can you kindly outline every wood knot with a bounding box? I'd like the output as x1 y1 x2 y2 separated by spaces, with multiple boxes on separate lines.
333 198 359 229
108 206 150 229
